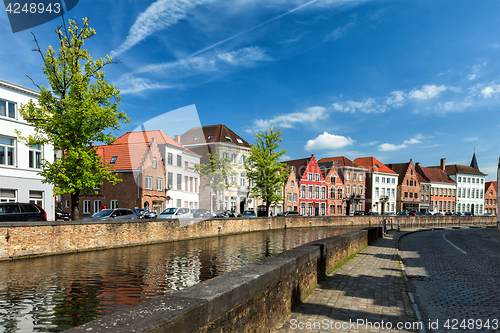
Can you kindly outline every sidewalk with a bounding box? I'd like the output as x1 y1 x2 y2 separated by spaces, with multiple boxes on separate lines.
276 231 420 333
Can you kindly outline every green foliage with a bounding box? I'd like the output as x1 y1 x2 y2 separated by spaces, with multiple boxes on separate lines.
245 126 289 209
16 18 129 216
193 153 236 211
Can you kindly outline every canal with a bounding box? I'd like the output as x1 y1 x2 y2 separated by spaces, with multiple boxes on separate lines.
0 226 361 333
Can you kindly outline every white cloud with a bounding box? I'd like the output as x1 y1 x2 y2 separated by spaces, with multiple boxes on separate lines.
480 85 500 98
386 91 406 107
217 47 273 66
118 76 174 95
250 106 328 132
331 98 386 113
280 155 292 161
464 137 478 142
378 135 421 151
304 132 355 151
324 18 357 41
111 0 210 57
409 85 447 100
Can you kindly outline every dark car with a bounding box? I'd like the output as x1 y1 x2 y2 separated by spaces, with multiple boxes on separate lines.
424 212 433 216
397 212 407 216
133 209 156 219
454 212 462 216
353 211 365 216
0 203 47 222
434 212 443 216
192 209 212 218
408 211 416 216
55 207 70 221
281 211 300 217
216 210 236 218
444 212 453 216
83 208 139 220
369 212 380 216
464 212 473 216
242 210 257 218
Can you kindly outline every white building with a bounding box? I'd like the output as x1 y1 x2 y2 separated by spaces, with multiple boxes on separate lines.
0 79 54 220
354 157 398 214
113 130 201 210
441 154 486 215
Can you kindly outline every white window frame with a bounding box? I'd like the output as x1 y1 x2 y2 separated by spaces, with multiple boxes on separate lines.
146 176 153 190
93 200 101 214
83 200 91 214
110 200 118 209
0 99 16 119
29 190 43 207
29 144 43 169
0 135 16 166
0 189 16 203
156 177 163 191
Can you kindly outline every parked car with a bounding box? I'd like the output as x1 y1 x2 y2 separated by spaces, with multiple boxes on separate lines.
353 211 365 216
415 212 423 216
408 211 416 216
383 212 396 216
281 211 300 217
369 212 380 216
445 212 453 216
397 212 407 216
464 212 473 216
434 212 443 216
55 207 70 221
84 208 139 220
242 210 256 218
192 209 212 218
215 210 236 218
424 212 433 216
0 203 47 222
157 207 193 220
454 212 462 216
484 213 492 216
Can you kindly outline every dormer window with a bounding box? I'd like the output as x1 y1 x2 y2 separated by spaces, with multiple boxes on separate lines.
207 135 213 140
236 138 243 144
110 156 118 164
194 137 199 141
225 136 232 142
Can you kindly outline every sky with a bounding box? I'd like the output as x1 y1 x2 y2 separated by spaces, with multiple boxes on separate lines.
1 0 499 180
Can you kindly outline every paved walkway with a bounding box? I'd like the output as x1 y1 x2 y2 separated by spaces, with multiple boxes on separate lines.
276 231 421 333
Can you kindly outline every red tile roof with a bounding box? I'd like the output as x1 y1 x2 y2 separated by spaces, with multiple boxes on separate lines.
318 156 359 168
353 157 396 174
95 142 151 171
485 181 497 193
417 166 456 184
429 164 486 176
114 130 198 155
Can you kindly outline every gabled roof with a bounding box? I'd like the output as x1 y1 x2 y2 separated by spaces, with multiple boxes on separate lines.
317 156 363 169
114 130 198 155
485 181 497 193
95 142 152 171
386 162 410 184
430 164 486 176
181 124 250 148
417 166 456 184
353 157 396 174
284 157 311 182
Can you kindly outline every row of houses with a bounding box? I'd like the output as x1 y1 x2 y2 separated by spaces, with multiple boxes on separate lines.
280 153 497 216
1 78 498 220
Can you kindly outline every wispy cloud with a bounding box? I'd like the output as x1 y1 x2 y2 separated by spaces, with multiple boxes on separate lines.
304 132 355 151
463 136 478 142
378 135 422 151
118 76 175 95
111 0 209 57
324 17 357 41
408 85 447 100
249 106 328 132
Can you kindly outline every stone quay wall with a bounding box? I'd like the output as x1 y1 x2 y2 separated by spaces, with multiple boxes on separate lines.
0 215 495 260
64 227 382 333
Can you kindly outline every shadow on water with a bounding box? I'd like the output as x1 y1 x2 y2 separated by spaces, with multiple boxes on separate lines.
0 226 360 332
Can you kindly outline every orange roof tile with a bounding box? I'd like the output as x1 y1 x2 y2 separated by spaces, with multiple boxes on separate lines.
95 142 151 171
114 130 199 155
353 157 396 174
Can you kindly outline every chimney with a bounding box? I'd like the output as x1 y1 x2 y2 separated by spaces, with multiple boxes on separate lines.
440 158 446 172
174 135 181 144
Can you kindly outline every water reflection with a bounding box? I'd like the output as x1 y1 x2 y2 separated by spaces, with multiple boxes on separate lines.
0 226 359 332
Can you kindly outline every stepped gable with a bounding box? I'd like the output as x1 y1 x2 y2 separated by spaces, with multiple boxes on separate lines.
181 124 251 148
353 157 396 174
386 162 410 184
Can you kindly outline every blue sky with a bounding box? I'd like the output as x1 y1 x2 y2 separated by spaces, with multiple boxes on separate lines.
1 0 499 179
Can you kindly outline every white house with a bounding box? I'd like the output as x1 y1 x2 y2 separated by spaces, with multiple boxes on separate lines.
0 79 55 220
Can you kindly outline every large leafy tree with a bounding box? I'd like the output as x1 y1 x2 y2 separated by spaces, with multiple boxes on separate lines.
193 153 236 213
17 18 129 219
245 126 289 214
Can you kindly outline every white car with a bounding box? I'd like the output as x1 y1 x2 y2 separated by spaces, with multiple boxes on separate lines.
157 207 193 220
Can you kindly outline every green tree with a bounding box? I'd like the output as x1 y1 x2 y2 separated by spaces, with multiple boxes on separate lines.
17 18 129 219
245 126 289 215
193 153 236 213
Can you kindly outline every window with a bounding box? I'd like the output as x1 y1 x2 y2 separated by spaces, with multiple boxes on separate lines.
167 153 173 165
291 180 295 187
222 152 228 159
153 157 157 169
391 189 395 198
236 138 243 144
29 190 43 207
145 176 153 190
472 178 475 184
231 154 237 163
359 185 363 195
409 192 413 198
240 155 246 164
308 173 313 181
301 202 306 215
404 192 408 198
94 200 101 214
110 200 118 209
392 178 396 184
177 155 182 167
83 200 90 214
315 173 320 181
353 173 357 181
156 178 163 191
331 175 336 183
225 136 232 142
177 174 182 190
231 175 237 184
167 172 173 189
287 193 292 202
346 184 350 194
185 176 189 191
337 188 343 198
177 199 182 207
293 193 297 202
375 176 380 183
0 99 16 119
308 186 313 198
301 185 306 198
359 174 363 182
315 186 319 199
347 173 351 181
421 195 424 201
330 187 335 199
382 177 385 183
0 136 15 166
110 156 118 164
185 161 188 170
28 144 43 169
458 176 461 182
207 135 213 140
65 200 69 208
321 187 326 199
375 187 379 197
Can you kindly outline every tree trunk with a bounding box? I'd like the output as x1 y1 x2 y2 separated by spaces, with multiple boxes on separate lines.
71 192 79 220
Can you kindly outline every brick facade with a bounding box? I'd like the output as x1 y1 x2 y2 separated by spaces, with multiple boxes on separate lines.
387 159 421 213
485 181 497 215
282 170 299 212
322 166 344 216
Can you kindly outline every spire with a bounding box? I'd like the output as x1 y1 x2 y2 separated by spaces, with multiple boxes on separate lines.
470 152 479 171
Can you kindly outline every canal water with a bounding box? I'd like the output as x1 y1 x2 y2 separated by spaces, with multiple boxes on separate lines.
0 226 361 333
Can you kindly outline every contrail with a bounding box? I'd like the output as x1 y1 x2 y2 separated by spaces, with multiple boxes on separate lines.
189 0 319 57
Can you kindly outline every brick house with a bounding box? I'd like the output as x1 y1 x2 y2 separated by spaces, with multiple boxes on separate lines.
282 168 299 213
417 172 431 213
354 157 397 214
63 138 166 218
318 157 367 216
321 164 344 216
284 155 327 216
484 181 497 215
387 159 421 213
415 160 456 214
